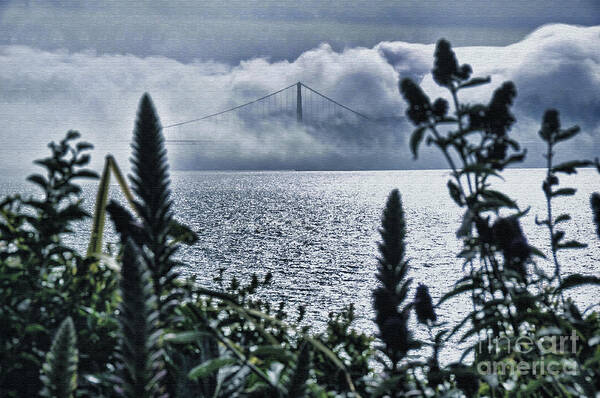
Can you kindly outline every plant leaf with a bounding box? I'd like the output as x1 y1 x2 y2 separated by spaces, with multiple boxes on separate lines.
480 189 517 209
551 188 576 197
555 126 580 143
556 274 600 292
188 358 238 380
410 126 427 159
447 180 463 206
457 76 491 89
557 240 587 249
552 160 592 175
554 214 571 224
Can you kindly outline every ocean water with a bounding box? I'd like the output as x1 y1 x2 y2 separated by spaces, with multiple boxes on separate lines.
2 168 599 361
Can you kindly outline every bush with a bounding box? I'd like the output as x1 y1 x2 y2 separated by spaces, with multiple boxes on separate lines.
0 132 120 397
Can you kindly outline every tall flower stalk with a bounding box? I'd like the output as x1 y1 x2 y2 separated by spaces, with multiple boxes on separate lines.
129 94 182 323
372 189 414 381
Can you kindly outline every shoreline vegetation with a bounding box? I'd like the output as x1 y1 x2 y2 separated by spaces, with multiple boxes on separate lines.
2 39 600 397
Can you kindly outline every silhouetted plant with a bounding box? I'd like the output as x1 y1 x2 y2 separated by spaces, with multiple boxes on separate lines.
432 39 472 87
116 239 166 397
404 39 546 395
538 108 590 283
401 37 600 396
40 317 78 398
371 189 420 395
25 130 98 250
129 93 182 324
373 190 412 366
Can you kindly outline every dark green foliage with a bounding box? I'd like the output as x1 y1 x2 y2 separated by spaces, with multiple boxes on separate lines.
2 95 371 398
0 132 119 397
130 94 172 234
129 93 181 323
174 274 371 397
116 239 165 398
40 317 78 398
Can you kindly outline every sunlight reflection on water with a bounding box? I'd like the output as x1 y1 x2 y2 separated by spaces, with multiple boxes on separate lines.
3 168 599 362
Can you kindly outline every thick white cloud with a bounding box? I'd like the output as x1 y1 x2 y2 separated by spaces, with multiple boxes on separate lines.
0 23 598 174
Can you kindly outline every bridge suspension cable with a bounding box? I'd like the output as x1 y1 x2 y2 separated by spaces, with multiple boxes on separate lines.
299 83 370 120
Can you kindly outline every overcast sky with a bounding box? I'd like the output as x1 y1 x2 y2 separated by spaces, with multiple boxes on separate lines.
1 1 599 172
2 0 599 63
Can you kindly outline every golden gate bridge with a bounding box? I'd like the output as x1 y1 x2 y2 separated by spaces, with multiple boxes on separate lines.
162 82 371 136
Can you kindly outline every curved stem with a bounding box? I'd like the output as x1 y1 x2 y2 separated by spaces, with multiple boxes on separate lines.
429 124 465 196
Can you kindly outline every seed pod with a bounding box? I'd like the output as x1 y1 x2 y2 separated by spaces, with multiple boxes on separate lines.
414 283 436 325
399 78 431 124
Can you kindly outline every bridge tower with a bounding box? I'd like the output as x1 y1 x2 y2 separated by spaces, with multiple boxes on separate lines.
296 82 302 122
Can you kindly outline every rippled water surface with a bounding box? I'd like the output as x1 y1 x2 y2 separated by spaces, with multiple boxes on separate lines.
2 168 599 361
